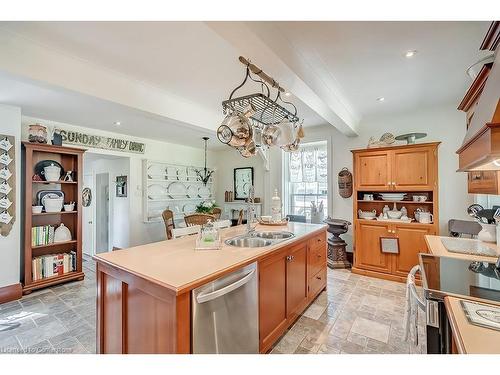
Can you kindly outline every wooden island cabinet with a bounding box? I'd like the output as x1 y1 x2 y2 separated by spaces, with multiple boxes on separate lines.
352 142 439 283
94 223 327 354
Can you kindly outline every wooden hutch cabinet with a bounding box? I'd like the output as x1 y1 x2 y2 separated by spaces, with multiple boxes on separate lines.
352 142 439 283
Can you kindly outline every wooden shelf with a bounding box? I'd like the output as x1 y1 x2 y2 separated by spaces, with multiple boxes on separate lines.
22 142 85 294
32 180 78 185
32 211 77 216
23 271 84 293
356 218 434 226
32 240 77 250
357 200 433 204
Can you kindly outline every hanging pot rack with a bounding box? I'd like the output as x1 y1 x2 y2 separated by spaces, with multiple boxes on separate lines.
221 56 300 127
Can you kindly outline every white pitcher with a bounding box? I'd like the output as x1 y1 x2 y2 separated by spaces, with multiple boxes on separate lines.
478 223 497 243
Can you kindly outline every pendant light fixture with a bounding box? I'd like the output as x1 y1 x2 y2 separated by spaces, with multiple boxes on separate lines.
195 137 214 186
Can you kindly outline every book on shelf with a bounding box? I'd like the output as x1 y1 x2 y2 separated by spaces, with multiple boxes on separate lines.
31 251 77 281
31 225 55 246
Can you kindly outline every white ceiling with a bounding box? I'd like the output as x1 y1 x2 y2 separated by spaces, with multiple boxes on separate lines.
255 21 491 116
0 72 224 150
0 21 492 146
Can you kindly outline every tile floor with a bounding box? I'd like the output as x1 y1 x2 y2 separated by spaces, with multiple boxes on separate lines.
0 257 426 354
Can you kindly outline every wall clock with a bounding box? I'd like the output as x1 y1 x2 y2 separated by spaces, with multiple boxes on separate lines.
234 167 254 200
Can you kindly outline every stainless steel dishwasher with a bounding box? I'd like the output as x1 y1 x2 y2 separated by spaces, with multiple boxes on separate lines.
192 262 259 354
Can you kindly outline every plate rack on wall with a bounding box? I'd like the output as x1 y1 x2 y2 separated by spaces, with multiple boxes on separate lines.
142 160 215 224
22 142 85 294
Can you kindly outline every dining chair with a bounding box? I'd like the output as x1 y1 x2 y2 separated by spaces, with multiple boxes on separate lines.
286 214 307 223
184 213 216 227
162 209 175 240
236 209 244 225
212 207 222 220
213 219 232 229
171 225 201 239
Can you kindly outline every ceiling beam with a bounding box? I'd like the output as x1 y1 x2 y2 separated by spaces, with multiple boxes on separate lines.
0 28 220 133
207 21 360 136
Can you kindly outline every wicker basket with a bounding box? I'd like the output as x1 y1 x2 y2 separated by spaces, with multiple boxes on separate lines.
338 167 353 198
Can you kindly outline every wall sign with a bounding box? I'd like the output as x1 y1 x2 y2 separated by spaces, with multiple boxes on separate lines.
0 134 16 236
57 129 146 154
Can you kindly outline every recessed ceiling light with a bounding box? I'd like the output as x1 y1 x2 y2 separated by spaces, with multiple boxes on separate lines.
284 92 292 97
376 97 385 102
405 50 417 58
114 121 121 126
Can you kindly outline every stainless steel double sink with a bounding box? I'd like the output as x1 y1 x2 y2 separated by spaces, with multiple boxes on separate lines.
225 231 295 248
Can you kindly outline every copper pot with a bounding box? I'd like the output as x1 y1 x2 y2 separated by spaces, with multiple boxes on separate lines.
217 105 255 148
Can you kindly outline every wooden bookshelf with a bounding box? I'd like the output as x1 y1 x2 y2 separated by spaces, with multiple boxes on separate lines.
22 142 86 294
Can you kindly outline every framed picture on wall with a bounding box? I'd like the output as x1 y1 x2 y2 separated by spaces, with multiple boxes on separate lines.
234 167 254 200
116 175 127 197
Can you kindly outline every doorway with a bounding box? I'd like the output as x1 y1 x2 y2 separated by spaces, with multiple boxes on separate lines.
82 152 131 256
95 172 110 253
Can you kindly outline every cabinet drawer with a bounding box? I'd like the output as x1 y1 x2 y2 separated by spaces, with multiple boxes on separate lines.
309 267 327 298
309 242 326 277
309 233 326 252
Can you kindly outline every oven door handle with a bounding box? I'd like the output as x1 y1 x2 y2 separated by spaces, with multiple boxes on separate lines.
196 269 256 304
409 265 425 310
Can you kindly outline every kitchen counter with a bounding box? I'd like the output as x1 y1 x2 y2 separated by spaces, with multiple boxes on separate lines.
93 222 328 354
95 222 326 295
445 296 500 354
425 235 500 262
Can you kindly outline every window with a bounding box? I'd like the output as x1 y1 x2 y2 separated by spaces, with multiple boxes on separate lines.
284 141 327 221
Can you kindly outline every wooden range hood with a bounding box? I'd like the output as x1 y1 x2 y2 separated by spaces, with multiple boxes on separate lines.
457 22 500 172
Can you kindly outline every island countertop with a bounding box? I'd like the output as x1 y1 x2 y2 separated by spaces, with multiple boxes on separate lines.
94 222 326 295
425 235 500 262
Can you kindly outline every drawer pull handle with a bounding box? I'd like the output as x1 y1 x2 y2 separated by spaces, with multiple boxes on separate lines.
316 276 322 280
317 254 322 258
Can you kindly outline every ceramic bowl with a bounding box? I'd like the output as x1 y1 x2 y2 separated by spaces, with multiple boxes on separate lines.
387 210 403 219
358 209 376 219
44 197 63 213
63 203 75 212
32 205 43 214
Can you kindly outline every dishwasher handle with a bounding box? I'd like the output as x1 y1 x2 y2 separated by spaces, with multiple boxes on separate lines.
196 269 256 304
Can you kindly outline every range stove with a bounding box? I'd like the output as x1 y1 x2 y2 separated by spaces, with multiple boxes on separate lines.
419 254 500 353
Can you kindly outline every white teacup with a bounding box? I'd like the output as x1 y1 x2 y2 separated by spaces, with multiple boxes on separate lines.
260 215 272 223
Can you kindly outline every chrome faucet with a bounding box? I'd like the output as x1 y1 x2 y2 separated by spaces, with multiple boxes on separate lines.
246 185 256 234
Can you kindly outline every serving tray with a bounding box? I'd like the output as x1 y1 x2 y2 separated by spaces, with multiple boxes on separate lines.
257 219 289 226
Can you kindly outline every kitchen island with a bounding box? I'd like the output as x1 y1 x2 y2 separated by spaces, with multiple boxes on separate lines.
93 222 327 354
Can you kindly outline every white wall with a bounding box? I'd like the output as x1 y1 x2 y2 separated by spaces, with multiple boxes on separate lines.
257 105 474 249
22 116 216 246
0 104 21 288
214 148 266 209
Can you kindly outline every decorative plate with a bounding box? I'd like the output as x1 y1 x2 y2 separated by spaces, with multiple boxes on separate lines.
148 183 166 197
165 166 178 178
186 185 199 198
198 186 211 199
41 192 63 207
167 181 187 197
147 164 167 179
176 167 187 181
36 190 65 206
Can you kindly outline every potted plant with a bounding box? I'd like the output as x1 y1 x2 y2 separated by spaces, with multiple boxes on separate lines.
195 200 218 214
